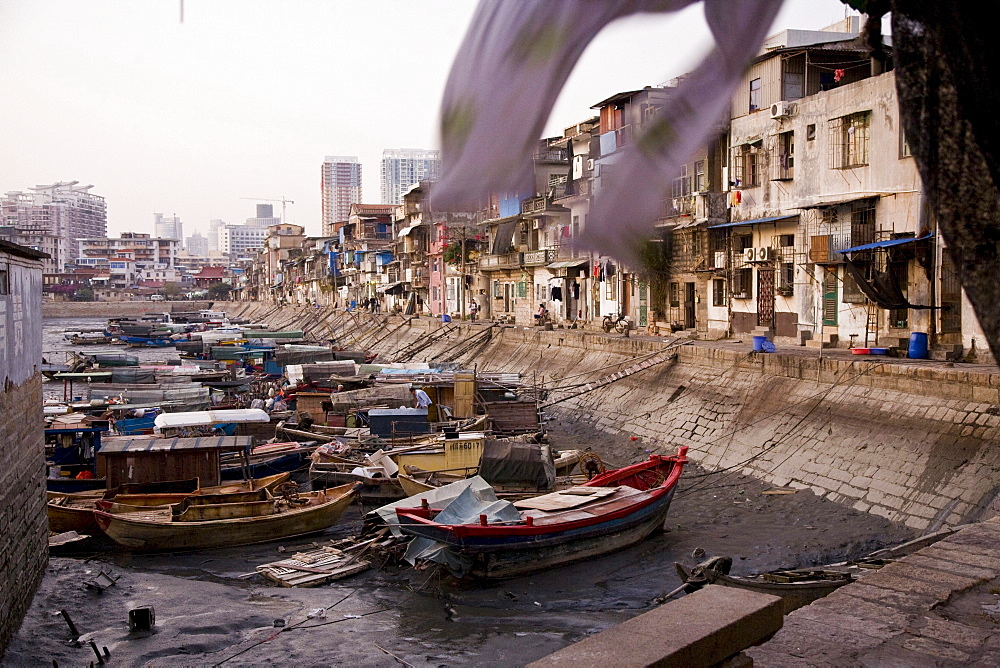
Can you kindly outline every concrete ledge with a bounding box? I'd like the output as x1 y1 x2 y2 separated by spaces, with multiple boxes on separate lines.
527 585 782 668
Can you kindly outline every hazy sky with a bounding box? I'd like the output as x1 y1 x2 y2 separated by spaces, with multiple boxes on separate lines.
0 0 866 238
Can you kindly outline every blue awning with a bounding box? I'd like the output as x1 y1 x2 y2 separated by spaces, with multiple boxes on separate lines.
708 214 798 229
837 233 933 254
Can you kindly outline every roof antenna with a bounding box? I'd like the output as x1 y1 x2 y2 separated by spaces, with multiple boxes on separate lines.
180 0 184 23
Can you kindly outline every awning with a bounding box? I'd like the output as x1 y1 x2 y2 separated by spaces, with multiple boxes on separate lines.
397 223 422 238
377 281 404 294
491 219 518 254
797 193 882 209
547 258 590 269
837 233 933 254
709 214 798 229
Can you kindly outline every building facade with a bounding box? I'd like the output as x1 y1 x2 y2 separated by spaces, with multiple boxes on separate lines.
321 156 362 234
153 213 184 243
380 149 441 205
0 181 106 272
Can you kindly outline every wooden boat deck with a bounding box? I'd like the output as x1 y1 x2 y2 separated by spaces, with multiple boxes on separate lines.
519 486 653 526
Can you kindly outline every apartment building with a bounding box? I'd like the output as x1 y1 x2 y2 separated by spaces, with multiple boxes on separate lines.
321 156 362 235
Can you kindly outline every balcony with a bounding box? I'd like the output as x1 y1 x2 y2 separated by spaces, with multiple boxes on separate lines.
479 252 522 270
522 249 554 266
521 197 548 215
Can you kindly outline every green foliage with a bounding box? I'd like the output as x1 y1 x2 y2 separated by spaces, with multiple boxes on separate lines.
161 282 182 297
207 282 233 299
633 236 672 314
73 286 95 302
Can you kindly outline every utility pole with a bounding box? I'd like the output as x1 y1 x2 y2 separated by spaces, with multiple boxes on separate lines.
460 224 467 322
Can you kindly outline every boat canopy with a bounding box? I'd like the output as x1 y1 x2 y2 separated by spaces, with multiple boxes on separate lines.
100 435 253 454
153 408 269 430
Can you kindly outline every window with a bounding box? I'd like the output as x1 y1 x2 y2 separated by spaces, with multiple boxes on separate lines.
669 282 680 307
731 143 761 188
733 268 753 298
694 160 706 192
779 262 795 295
671 164 692 199
806 124 816 141
749 78 761 112
0 268 8 295
773 131 794 180
783 71 804 101
734 233 753 251
778 234 795 248
851 201 876 246
712 278 726 306
829 111 871 168
900 127 912 158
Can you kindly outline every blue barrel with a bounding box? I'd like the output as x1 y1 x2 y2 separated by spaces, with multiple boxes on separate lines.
752 335 767 352
908 332 929 359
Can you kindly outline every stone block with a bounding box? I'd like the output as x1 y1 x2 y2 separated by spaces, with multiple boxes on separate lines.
528 585 783 668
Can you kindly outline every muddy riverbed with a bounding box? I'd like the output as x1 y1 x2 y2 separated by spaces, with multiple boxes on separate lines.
7 410 915 667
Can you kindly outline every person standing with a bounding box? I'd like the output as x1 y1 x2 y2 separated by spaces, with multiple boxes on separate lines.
469 299 479 322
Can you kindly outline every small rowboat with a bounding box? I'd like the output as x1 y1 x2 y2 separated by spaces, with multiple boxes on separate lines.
395 447 688 579
47 473 291 534
93 483 358 551
674 557 854 614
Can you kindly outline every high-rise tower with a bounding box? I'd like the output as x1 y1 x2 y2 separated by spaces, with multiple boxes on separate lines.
321 156 362 236
380 149 440 205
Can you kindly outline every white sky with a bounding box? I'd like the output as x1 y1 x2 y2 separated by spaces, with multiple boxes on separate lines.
0 0 866 238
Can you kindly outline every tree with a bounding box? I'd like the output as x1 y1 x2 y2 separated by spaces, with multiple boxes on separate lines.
161 282 182 299
207 282 233 300
73 286 95 302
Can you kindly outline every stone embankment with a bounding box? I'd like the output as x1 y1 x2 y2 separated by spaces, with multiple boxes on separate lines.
51 301 1000 530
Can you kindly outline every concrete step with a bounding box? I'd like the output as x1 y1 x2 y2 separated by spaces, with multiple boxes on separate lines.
930 343 964 361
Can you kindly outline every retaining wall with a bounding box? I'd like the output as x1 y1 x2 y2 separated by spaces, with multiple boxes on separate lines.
96 302 1000 530
0 375 46 656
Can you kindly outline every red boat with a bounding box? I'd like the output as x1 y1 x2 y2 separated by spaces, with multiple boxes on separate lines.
395 446 688 578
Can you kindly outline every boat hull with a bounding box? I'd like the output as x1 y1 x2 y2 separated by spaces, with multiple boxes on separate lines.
93 484 357 551
311 467 406 501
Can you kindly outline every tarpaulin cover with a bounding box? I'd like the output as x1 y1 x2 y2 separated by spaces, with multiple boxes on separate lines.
401 480 520 574
843 256 936 310
110 367 157 384
274 348 335 366
371 476 496 537
477 440 555 490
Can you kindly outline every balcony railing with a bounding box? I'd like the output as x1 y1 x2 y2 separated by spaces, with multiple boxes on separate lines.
522 249 554 266
479 252 522 270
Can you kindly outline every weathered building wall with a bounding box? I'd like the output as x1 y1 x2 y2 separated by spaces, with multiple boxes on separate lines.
0 244 47 657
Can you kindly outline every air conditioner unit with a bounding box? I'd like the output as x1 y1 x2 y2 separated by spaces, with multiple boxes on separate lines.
586 158 595 171
770 101 792 119
758 246 777 262
742 247 756 263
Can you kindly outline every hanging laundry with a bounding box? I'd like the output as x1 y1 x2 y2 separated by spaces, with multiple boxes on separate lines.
593 262 600 278
605 260 616 277
834 68 845 83
551 286 563 301
572 282 580 300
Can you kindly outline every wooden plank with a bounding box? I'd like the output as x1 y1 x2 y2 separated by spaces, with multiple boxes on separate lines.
514 486 618 511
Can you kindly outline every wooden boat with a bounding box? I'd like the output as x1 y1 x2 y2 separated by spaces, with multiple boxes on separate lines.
47 473 291 534
93 483 358 551
395 447 688 579
674 557 854 614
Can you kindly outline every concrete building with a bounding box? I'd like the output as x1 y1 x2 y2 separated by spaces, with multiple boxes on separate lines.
185 230 208 257
153 213 184 244
0 181 107 272
321 156 362 234
218 205 278 260
78 232 179 288
0 240 48 655
380 149 441 205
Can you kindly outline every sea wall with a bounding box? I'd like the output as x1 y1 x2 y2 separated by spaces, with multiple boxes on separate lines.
42 300 217 318
74 301 1000 531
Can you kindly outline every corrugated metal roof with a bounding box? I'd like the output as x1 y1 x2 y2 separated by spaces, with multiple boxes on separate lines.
99 435 253 454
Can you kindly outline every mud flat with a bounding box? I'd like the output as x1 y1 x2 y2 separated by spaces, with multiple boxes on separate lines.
6 419 913 667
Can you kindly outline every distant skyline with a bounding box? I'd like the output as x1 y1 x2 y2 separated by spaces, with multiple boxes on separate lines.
0 0 870 238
